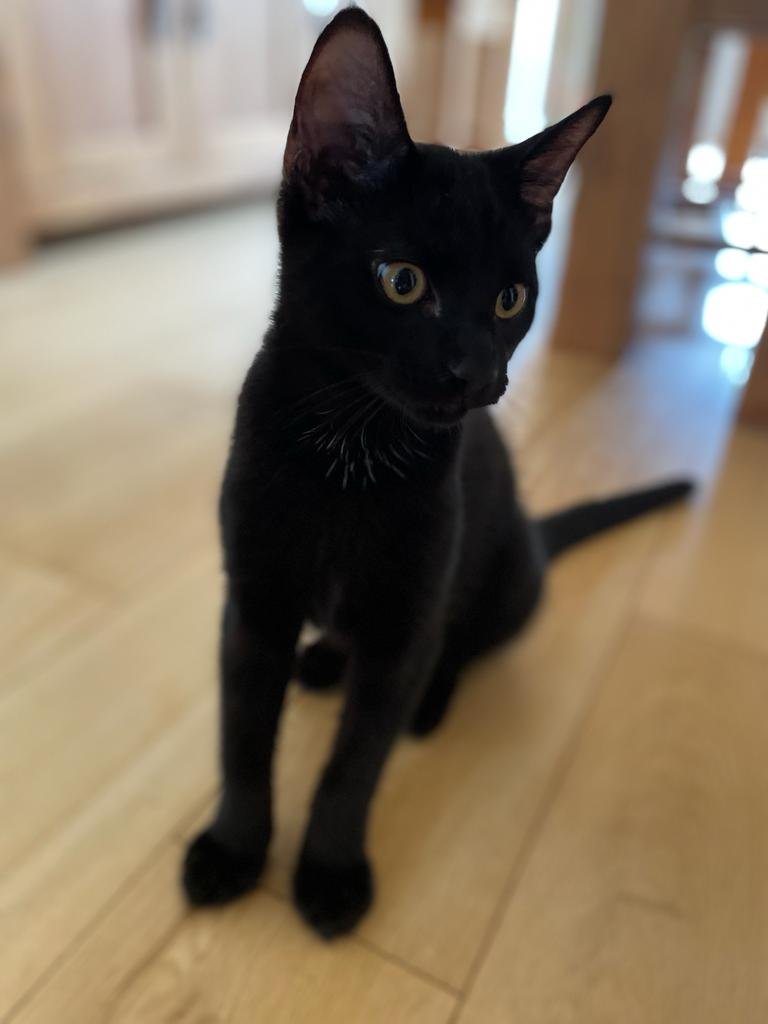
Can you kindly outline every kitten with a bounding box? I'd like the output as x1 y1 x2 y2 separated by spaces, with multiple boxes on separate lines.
182 7 692 938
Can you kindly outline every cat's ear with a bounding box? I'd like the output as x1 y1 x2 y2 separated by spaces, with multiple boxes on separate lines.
495 96 611 246
283 8 412 206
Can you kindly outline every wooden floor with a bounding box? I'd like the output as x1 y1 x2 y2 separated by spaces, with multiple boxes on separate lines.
1 204 767 1023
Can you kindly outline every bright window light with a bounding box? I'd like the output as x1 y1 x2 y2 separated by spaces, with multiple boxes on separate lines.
504 0 561 142
714 247 749 280
741 156 768 186
681 177 719 204
735 181 768 214
685 142 726 183
721 210 757 250
755 214 768 253
690 31 748 159
702 282 768 347
302 0 338 15
719 345 754 385
747 253 768 288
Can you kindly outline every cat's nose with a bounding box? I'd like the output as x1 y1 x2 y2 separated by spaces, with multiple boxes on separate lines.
445 329 496 387
445 352 495 404
446 354 475 387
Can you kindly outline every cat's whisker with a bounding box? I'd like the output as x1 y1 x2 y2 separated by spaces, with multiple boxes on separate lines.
309 392 381 482
273 375 367 427
359 401 383 450
378 451 406 479
331 394 380 447
291 372 444 486
268 343 387 362
388 443 408 466
274 371 379 431
403 420 425 447
359 400 385 484
307 389 374 447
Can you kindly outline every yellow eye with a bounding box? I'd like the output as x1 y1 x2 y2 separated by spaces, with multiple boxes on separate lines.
495 284 527 319
377 261 427 305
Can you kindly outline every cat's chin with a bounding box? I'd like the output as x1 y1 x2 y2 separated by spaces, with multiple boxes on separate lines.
408 398 468 429
368 380 467 429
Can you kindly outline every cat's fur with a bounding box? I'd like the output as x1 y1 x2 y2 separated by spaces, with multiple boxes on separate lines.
182 8 692 938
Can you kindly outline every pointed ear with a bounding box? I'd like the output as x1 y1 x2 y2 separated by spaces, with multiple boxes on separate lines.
498 96 611 247
283 8 412 207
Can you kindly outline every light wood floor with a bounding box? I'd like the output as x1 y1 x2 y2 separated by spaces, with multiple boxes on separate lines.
1 204 767 1023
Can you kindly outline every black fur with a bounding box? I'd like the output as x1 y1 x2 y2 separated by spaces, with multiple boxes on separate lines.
537 480 695 559
182 8 693 937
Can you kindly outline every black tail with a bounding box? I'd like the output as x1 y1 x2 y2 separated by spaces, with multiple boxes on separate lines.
537 479 695 560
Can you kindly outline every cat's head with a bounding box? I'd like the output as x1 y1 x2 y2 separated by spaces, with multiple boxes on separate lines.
277 7 610 428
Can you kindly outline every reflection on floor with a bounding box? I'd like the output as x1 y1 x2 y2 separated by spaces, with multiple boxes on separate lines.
1 202 767 1023
645 184 768 386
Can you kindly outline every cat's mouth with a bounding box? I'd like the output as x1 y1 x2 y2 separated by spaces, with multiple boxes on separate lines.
412 397 467 426
366 377 467 427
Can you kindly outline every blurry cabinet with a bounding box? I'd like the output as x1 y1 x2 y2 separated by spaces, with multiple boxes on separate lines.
173 0 313 187
4 0 178 230
0 0 318 234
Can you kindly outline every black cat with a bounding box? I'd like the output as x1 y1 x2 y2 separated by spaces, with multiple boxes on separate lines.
182 7 692 938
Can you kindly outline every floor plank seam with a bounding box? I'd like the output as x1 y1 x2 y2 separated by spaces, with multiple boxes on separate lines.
637 606 768 668
1 548 222 709
0 606 120 708
169 808 463 1000
241 887 464 1002
1 831 188 1024
348 935 462 1001
100 911 194 1014
168 787 219 844
0 541 119 602
0 696 214 884
444 537 662 1023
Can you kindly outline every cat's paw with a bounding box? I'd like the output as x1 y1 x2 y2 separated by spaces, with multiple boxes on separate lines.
293 853 373 939
182 829 266 906
295 640 346 691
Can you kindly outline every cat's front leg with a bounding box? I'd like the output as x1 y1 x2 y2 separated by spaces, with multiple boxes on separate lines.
182 578 303 906
293 625 442 938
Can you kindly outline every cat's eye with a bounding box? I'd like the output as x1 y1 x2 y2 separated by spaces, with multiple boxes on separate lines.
495 284 527 319
377 261 427 305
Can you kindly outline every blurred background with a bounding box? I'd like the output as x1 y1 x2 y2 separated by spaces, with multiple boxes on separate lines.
2 3 768 1023
2 0 768 388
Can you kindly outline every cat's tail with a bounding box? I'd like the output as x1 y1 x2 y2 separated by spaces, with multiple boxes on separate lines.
536 479 695 560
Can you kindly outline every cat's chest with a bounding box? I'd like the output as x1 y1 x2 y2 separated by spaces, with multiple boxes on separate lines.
307 481 459 637
308 502 374 630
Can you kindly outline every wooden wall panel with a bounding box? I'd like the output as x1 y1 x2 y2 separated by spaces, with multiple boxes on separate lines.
740 321 768 427
549 0 694 355
0 57 29 265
